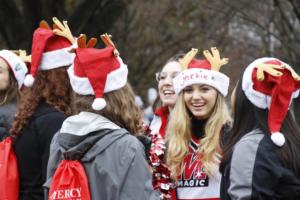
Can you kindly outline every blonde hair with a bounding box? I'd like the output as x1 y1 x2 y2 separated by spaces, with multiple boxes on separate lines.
166 92 231 179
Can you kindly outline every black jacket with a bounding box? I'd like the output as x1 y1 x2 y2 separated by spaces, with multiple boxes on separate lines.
220 129 300 200
13 102 67 200
0 102 17 140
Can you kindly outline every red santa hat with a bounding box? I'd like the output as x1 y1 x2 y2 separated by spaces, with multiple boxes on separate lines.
242 57 300 146
173 48 229 96
0 50 28 89
68 46 128 110
24 27 75 87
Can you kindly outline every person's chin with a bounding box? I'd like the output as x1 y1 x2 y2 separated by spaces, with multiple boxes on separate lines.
162 98 176 107
192 111 209 120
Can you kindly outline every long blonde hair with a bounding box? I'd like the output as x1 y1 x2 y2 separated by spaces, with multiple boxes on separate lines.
166 92 231 179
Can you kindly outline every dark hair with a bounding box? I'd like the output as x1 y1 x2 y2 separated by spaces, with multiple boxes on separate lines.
0 67 20 104
72 83 144 135
221 76 300 177
10 67 72 136
165 52 185 64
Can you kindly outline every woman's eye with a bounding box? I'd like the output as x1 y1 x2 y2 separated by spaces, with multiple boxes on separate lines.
159 75 167 80
200 87 211 92
171 73 179 78
183 88 193 93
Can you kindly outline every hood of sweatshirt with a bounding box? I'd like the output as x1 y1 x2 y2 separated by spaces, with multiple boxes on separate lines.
55 112 128 162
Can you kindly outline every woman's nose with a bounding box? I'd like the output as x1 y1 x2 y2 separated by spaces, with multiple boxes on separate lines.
192 90 202 99
164 75 173 85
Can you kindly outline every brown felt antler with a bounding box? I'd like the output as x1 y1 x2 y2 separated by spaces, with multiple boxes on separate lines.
100 33 119 56
281 64 300 81
203 47 229 71
179 48 198 70
52 17 75 44
256 63 300 81
39 20 51 30
12 50 31 63
77 34 97 48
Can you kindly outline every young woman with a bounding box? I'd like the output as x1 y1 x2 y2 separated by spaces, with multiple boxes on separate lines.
147 52 185 198
166 47 231 200
220 57 300 199
0 50 28 140
45 34 159 200
149 53 184 139
10 19 75 200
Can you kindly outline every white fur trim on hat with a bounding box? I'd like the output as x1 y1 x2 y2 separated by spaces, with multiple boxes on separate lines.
67 57 128 95
242 57 299 109
172 68 230 96
24 74 35 87
271 132 285 147
0 50 28 89
39 47 75 70
92 98 107 110
67 66 94 95
104 57 128 92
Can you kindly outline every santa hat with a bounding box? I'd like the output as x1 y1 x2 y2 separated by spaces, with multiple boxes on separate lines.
173 48 229 96
24 27 75 87
68 46 128 110
242 57 300 147
0 50 28 89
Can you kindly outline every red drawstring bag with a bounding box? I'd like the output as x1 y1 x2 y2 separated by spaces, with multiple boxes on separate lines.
48 160 91 200
0 137 19 200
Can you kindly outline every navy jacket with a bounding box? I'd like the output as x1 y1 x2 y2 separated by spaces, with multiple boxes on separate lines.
220 129 300 200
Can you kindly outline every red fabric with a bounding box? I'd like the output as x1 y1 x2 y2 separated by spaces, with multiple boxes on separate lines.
75 46 120 99
252 63 300 133
154 106 170 139
0 137 19 200
188 59 211 70
48 160 91 200
31 28 54 76
31 27 71 77
170 188 177 200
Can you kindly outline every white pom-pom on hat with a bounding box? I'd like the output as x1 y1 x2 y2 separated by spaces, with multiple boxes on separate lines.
271 132 285 147
92 98 107 110
24 74 35 87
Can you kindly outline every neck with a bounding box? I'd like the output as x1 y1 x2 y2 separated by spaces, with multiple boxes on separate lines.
191 117 207 139
167 105 173 112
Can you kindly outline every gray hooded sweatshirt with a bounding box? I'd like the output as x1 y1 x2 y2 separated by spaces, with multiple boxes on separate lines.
44 112 160 200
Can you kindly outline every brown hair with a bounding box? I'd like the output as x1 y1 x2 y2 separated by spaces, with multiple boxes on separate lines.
10 67 72 136
72 83 143 135
0 67 20 105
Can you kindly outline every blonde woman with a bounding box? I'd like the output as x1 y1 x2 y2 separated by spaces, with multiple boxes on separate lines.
166 48 231 200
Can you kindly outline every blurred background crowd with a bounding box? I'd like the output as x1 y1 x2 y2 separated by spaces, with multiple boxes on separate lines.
0 0 299 121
